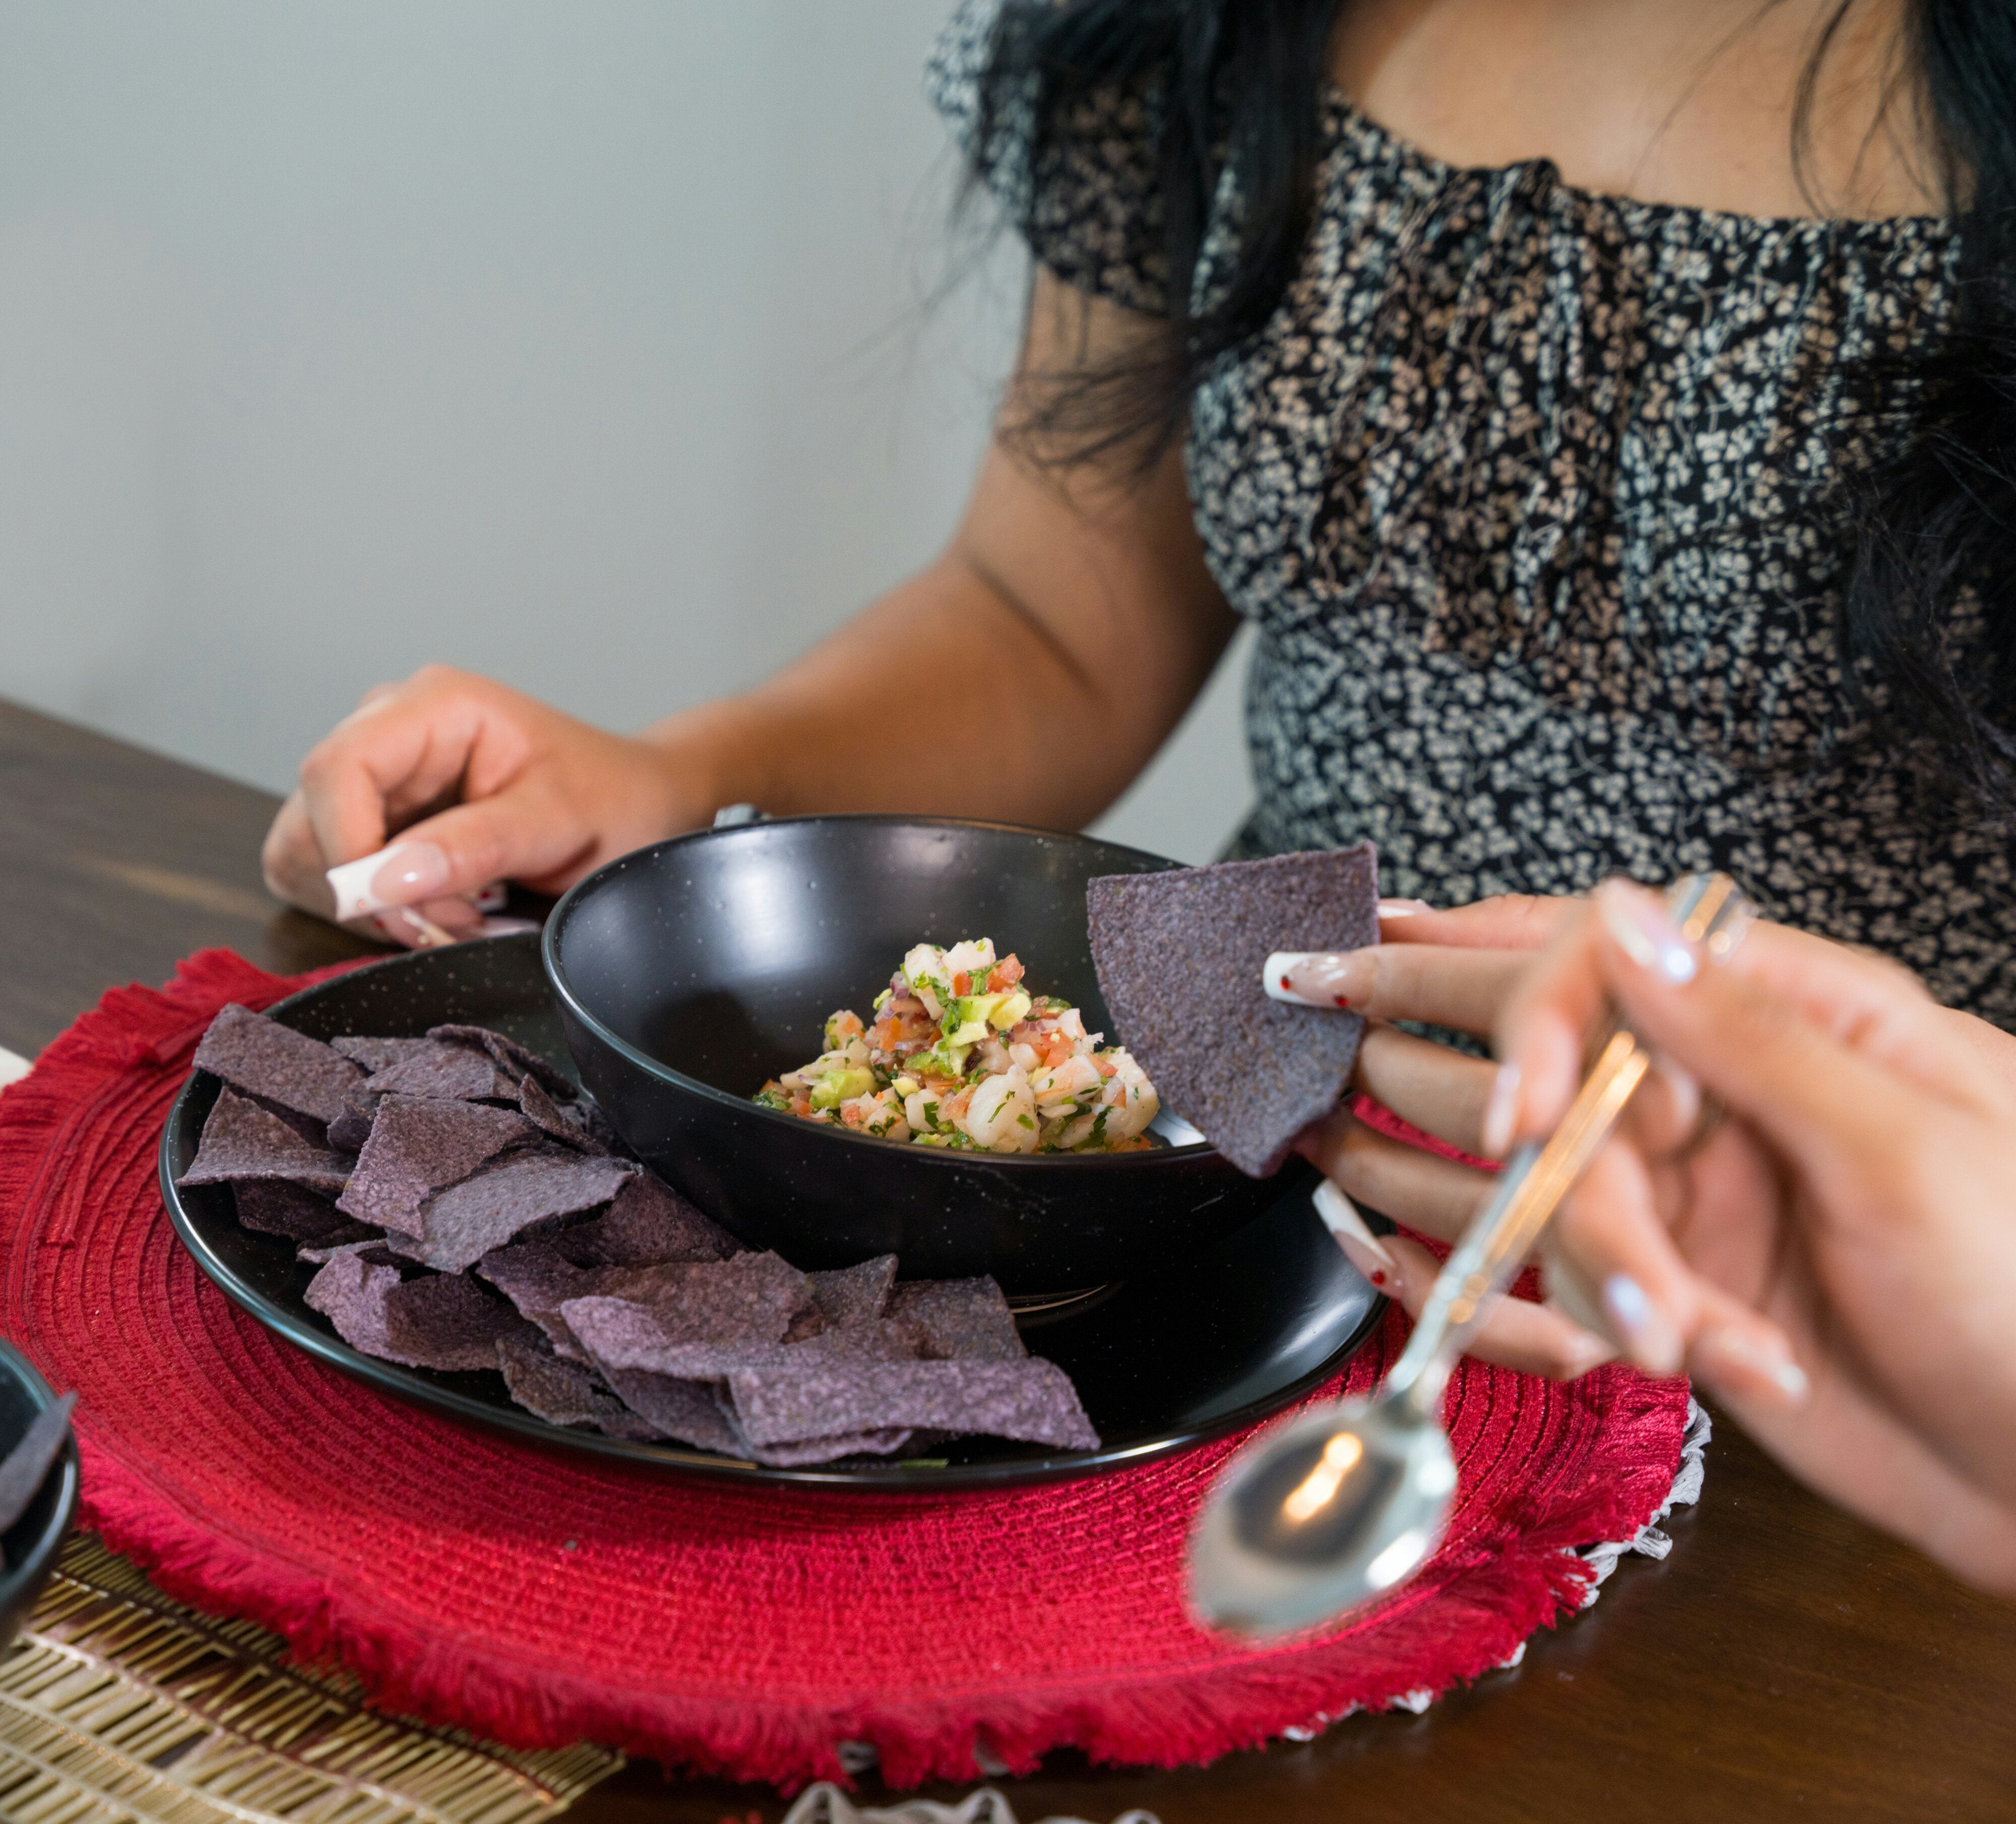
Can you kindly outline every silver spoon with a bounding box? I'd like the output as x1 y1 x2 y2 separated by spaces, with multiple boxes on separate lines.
1188 873 1752 1638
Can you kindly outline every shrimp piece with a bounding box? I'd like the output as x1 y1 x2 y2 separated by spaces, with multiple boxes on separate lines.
1096 1048 1160 1140
957 1066 1040 1153
841 1088 911 1142
1030 1054 1101 1122
943 938 996 985
902 943 953 1020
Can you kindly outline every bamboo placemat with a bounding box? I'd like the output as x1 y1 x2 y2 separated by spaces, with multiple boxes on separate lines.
0 1532 621 1824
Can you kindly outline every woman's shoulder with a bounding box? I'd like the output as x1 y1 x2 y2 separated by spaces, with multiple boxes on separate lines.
926 0 1172 315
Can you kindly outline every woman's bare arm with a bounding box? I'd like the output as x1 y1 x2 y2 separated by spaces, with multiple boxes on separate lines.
263 271 1236 937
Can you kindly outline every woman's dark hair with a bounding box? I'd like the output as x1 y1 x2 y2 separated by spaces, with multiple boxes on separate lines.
974 0 2016 812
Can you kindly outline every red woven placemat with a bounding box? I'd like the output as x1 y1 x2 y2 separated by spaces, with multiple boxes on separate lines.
0 952 1690 1789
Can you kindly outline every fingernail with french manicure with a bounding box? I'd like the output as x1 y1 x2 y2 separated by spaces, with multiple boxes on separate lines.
327 842 453 920
1598 880 1696 984
1601 1272 1684 1375
1263 950 1373 1010
1697 1324 1810 1408
1312 1181 1401 1293
1480 1061 1521 1157
1377 898 1430 919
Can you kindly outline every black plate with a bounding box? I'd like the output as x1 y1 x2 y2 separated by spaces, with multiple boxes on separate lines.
159 935 1382 1490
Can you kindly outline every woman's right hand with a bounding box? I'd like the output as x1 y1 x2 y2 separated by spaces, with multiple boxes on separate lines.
260 665 717 946
1498 881 2016 1594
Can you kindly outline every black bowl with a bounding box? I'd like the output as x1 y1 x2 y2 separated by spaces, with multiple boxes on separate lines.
543 816 1280 1291
0 1340 79 1647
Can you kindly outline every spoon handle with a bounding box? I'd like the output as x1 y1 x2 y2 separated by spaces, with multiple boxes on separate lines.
1384 872 1751 1419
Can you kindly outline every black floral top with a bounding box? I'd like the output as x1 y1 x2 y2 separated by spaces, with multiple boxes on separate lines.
929 2 2016 1028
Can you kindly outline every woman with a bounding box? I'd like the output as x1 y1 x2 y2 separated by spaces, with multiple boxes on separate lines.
265 0 2016 1028
259 2 2016 1575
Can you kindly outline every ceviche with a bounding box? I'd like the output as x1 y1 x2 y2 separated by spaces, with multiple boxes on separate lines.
753 938 1160 1153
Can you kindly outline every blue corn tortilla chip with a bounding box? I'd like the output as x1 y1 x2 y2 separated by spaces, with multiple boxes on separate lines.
303 1252 401 1353
233 1178 372 1245
325 1096 379 1153
0 1392 77 1546
297 1235 400 1266
335 1095 533 1238
566 1315 924 1384
179 1089 351 1196
388 1152 639 1273
808 1256 898 1330
517 1075 604 1152
732 1425 916 1468
427 1024 578 1099
476 1242 720 1361
557 1253 816 1359
883 1277 1024 1361
304 1253 535 1371
598 1369 747 1455
729 1355 1098 1453
363 1042 518 1103
1087 844 1380 1177
330 1035 437 1074
382 1271 539 1371
549 1172 738 1267
495 1331 663 1440
194 1004 365 1128
563 1309 915 1460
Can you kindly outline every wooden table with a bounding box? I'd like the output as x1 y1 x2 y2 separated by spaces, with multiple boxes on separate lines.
3 695 2011 1823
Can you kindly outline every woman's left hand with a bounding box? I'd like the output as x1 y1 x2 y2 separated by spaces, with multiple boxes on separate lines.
1283 893 1632 1379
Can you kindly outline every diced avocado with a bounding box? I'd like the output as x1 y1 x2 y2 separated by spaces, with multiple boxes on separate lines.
894 1075 920 1096
943 991 1007 1045
808 1067 875 1111
872 987 893 1013
989 990 1032 1030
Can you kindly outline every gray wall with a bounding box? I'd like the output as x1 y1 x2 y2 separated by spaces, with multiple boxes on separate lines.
0 1 1251 864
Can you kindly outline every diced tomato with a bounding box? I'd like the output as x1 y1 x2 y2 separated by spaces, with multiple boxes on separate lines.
987 956 1025 991
1041 1033 1076 1068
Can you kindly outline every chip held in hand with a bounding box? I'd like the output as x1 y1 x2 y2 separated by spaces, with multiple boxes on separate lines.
1087 844 1380 1177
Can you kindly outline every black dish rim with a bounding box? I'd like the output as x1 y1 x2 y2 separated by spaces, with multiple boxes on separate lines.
0 1337 80 1609
157 932 1383 1493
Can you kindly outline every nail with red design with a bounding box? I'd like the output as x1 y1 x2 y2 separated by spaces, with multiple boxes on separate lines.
1262 949 1373 1011
1312 1181 1400 1290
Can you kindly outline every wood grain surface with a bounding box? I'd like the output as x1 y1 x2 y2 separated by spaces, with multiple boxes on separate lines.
2 696 2010 1823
